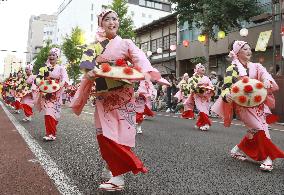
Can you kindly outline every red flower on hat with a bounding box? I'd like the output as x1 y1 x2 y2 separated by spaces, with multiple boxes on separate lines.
123 67 133 75
40 81 44 86
52 86 57 90
101 63 111 72
239 95 247 103
256 82 264 89
48 80 53 85
43 86 48 91
116 59 127 67
133 65 142 73
242 77 249 83
244 85 253 93
232 86 239 93
254 95 262 103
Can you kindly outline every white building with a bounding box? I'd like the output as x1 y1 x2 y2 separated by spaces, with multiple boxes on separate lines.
56 0 172 45
43 23 57 46
26 14 57 63
3 54 23 79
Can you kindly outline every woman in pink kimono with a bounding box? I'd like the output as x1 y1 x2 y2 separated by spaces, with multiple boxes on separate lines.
21 64 37 121
135 80 156 134
13 69 26 114
211 40 284 171
35 48 69 141
182 64 214 130
70 9 160 191
175 73 190 113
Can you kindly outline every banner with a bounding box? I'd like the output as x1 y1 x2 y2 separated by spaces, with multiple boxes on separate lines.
255 30 272 52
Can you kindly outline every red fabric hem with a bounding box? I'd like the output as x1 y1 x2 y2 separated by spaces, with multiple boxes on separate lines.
266 114 279 124
21 104 33 117
44 115 58 136
238 130 284 161
196 112 211 127
181 110 194 119
97 134 148 177
143 105 154 117
136 112 144 124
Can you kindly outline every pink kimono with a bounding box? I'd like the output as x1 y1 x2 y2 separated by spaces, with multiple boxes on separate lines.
35 64 69 137
21 75 37 117
183 75 214 129
211 62 284 161
135 80 156 124
70 36 160 177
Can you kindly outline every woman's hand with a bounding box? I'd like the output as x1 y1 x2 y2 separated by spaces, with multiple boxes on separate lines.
225 93 233 103
86 70 96 81
263 79 272 89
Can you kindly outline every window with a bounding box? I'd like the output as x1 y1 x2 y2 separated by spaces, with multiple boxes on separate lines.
170 34 176 45
151 39 157 52
139 0 145 6
157 38 163 49
91 24 93 32
141 42 149 52
91 3 94 10
147 1 154 8
163 35 169 50
91 14 93 21
154 2 162 9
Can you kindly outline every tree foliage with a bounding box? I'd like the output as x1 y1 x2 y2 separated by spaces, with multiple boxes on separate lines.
170 0 262 39
33 40 57 74
108 0 135 39
61 26 85 84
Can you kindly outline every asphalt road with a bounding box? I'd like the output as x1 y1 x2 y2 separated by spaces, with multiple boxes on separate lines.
7 103 284 195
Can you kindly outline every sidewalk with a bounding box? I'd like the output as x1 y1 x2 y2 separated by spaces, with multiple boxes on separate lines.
0 104 60 195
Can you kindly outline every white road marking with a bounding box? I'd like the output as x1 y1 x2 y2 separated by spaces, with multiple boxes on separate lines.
0 102 83 195
156 113 284 132
82 111 93 115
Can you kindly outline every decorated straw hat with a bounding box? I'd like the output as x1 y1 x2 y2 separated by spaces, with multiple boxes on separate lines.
38 79 64 94
199 84 215 91
231 77 267 107
15 89 30 98
95 59 145 80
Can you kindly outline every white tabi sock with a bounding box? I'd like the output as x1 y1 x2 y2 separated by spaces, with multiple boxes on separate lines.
108 175 124 185
231 145 239 154
263 156 272 165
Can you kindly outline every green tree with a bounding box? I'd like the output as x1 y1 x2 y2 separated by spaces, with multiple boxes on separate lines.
33 40 56 74
108 0 135 39
170 0 262 70
62 26 85 84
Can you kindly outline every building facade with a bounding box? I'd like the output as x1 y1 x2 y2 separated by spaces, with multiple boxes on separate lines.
3 54 23 79
176 0 283 77
135 13 177 75
56 0 172 45
26 14 57 63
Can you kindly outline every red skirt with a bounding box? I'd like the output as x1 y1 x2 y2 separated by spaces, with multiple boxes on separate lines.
22 104 33 117
238 130 284 161
97 134 148 177
196 112 211 127
181 110 194 119
136 112 144 124
143 105 154 117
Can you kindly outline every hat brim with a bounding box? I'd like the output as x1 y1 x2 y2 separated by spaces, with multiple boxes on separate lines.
39 80 65 93
95 66 145 80
231 78 267 107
